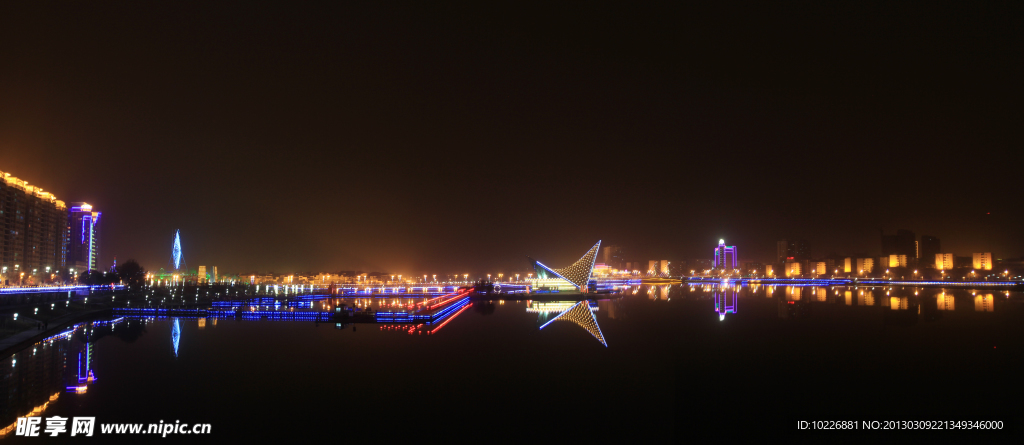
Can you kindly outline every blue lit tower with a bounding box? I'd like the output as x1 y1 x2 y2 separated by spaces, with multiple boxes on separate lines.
67 203 101 273
171 230 185 271
713 239 738 270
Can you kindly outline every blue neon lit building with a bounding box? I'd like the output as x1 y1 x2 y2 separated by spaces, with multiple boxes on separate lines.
68 203 101 273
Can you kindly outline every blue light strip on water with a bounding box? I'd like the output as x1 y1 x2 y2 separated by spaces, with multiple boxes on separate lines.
375 296 470 323
0 285 124 294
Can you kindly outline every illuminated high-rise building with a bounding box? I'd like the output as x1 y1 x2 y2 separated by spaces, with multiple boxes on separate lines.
0 171 69 285
856 258 874 274
809 262 826 275
600 244 625 270
935 253 955 270
67 203 101 273
973 253 993 271
777 239 811 263
713 239 738 270
785 261 802 277
888 254 908 268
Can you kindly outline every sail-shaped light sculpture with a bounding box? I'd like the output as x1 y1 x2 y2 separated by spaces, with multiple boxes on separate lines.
172 230 183 271
539 300 607 347
529 241 601 291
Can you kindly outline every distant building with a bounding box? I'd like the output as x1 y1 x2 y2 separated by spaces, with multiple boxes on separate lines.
741 261 763 275
764 264 774 277
881 229 916 259
810 262 826 275
600 245 625 270
856 258 874 274
888 254 908 268
920 236 941 263
668 260 687 276
785 261 802 277
690 259 713 274
68 203 101 274
645 260 671 276
843 257 853 273
973 253 993 271
198 265 207 283
713 239 738 270
212 266 218 283
777 239 810 263
935 253 954 270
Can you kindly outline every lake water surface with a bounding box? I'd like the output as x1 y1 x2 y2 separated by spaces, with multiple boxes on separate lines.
3 284 1021 441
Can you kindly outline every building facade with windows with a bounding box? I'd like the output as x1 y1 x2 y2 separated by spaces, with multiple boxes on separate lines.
1 171 68 285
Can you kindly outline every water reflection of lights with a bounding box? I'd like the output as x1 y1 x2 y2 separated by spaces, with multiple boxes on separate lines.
974 294 994 312
539 300 607 347
714 289 737 320
526 301 598 313
0 392 61 437
171 318 181 357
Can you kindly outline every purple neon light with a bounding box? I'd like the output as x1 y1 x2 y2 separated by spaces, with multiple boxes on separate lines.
713 242 738 269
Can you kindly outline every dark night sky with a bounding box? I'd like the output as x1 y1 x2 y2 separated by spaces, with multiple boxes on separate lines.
1 1 1021 275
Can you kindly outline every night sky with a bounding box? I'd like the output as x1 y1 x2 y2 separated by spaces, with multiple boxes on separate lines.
1 2 1021 275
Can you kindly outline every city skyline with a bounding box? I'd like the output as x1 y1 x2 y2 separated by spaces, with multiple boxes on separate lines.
2 2 1021 274
1 3 1021 441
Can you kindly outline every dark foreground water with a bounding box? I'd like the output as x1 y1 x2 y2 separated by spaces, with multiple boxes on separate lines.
3 284 1022 442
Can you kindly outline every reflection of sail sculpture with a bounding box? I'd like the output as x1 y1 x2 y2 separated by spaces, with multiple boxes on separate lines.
714 288 737 321
539 300 607 347
171 318 180 357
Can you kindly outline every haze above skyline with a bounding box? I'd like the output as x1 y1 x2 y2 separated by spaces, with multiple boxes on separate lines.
2 2 1021 274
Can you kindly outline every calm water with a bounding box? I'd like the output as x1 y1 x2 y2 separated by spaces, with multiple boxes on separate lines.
3 284 1022 441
